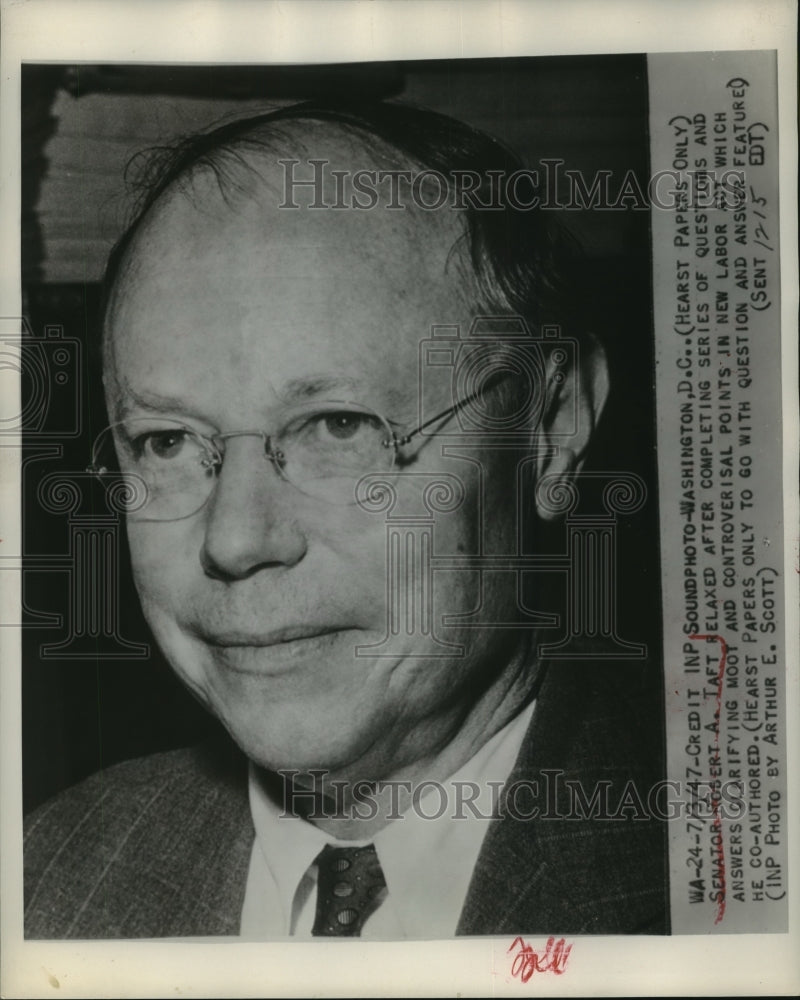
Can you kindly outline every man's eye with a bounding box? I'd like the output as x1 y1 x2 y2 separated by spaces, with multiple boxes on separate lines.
319 411 376 441
136 429 190 460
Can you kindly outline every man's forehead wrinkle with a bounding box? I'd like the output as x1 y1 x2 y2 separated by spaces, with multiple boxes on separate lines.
108 350 383 408
279 373 360 402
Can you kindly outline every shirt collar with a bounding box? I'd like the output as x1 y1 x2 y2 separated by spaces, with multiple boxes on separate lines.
248 766 332 932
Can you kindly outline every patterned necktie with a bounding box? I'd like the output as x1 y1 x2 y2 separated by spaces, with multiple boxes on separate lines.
311 843 387 936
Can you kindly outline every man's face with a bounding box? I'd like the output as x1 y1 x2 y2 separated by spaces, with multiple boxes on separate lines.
105 147 535 782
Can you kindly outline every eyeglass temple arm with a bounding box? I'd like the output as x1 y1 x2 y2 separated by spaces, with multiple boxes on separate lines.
392 368 512 447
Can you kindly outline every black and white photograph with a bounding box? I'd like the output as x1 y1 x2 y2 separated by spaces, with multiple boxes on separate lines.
2 1 797 997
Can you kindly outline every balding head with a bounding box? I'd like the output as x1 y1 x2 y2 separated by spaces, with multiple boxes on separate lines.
102 102 580 348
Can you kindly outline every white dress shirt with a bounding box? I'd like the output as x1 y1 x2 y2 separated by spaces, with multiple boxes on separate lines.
240 700 534 940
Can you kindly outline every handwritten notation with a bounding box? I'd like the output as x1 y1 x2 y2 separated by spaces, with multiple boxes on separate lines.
507 935 572 981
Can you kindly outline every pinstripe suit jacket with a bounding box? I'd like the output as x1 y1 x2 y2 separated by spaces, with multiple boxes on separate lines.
24 662 669 938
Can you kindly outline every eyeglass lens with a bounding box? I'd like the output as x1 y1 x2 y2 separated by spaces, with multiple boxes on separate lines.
90 407 398 520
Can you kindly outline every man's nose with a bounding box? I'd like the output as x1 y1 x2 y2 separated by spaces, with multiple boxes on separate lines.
199 437 308 580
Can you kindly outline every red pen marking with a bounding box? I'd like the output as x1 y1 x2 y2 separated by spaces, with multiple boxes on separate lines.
508 936 572 980
688 632 727 924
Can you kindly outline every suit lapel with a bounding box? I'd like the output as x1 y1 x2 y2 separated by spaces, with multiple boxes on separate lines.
457 662 669 935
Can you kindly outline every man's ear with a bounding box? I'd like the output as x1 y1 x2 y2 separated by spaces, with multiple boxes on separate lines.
534 332 610 521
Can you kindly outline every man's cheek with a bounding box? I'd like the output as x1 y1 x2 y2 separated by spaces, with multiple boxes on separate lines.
432 568 484 629
126 529 192 608
323 515 388 585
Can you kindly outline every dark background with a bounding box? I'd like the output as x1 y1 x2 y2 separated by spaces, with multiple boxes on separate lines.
21 55 663 812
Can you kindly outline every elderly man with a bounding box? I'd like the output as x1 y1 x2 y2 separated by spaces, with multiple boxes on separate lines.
24 101 667 939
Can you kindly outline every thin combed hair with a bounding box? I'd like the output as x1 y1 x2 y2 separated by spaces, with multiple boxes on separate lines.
100 99 585 348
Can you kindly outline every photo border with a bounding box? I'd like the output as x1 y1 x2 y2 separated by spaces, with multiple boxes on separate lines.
2 1 797 996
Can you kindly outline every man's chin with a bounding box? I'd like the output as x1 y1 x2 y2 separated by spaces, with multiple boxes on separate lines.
218 709 385 780
191 663 392 778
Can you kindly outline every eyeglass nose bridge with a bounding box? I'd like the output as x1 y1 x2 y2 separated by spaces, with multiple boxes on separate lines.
208 429 286 468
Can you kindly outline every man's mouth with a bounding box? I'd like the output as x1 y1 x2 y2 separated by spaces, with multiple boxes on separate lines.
197 624 356 648
190 624 362 677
